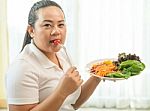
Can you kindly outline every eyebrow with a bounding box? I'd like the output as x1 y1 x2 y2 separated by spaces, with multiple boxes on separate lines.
43 20 65 23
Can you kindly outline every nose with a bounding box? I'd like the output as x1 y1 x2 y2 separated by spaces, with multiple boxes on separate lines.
50 26 60 36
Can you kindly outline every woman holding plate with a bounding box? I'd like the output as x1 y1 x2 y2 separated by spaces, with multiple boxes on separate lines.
6 0 101 111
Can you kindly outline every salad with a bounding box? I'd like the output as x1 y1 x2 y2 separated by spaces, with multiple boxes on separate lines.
90 53 145 79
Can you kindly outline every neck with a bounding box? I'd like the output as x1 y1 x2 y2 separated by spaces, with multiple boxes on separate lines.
33 41 62 68
45 52 62 69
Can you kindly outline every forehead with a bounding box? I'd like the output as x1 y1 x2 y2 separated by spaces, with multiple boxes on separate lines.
36 6 65 22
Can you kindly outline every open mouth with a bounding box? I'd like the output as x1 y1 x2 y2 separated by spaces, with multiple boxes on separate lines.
49 39 61 45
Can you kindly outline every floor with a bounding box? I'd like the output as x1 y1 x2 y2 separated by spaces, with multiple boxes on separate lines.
78 108 150 111
1 108 150 111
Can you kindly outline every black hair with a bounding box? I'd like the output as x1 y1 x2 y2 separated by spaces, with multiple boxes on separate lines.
21 0 64 51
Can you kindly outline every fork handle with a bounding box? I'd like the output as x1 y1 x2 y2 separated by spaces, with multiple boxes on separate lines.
60 44 73 67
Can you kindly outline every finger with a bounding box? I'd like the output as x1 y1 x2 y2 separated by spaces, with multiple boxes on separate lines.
78 76 82 82
73 70 80 77
73 73 82 82
68 66 77 73
81 79 84 84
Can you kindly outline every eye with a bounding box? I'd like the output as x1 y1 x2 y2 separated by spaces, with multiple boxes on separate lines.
58 23 65 28
44 24 52 28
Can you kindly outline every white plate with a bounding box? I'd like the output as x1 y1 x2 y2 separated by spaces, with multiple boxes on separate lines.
85 58 126 81
90 73 125 81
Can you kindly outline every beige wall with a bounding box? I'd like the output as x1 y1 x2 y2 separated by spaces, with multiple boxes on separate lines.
0 0 9 108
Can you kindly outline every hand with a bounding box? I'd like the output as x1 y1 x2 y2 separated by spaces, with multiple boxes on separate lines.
56 67 83 98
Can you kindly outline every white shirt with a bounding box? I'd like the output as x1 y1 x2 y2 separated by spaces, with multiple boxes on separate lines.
6 43 81 111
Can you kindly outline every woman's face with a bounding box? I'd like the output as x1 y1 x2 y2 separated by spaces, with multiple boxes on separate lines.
31 6 66 53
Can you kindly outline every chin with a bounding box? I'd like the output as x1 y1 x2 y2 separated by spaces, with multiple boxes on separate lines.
51 47 61 52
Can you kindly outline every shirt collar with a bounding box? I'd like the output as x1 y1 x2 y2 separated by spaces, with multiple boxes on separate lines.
29 42 58 69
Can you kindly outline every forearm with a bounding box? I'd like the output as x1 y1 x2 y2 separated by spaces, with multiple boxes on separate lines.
9 90 67 111
72 76 101 109
30 90 67 111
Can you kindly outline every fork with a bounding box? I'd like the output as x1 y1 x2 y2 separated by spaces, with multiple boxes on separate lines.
59 44 73 67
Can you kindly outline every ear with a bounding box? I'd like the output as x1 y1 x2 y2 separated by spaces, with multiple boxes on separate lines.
27 25 35 38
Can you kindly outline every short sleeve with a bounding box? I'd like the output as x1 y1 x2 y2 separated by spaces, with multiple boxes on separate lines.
6 59 39 105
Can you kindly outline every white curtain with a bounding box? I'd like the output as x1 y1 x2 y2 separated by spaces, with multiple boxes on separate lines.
76 0 150 109
7 0 150 109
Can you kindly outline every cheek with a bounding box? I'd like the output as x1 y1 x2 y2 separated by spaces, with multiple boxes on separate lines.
33 32 50 49
62 28 67 41
35 30 49 41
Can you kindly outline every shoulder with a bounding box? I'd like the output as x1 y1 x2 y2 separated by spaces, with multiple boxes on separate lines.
6 59 38 81
7 44 37 74
7 58 34 72
9 43 41 72
6 43 40 80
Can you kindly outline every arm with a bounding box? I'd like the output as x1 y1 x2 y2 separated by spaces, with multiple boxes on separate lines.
72 76 101 110
9 90 67 111
8 67 83 111
9 89 67 111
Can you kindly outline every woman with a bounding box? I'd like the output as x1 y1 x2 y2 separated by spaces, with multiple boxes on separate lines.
6 0 101 111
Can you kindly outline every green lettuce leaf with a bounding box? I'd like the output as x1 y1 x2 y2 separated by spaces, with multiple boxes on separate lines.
106 60 145 78
106 71 131 79
119 60 145 76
